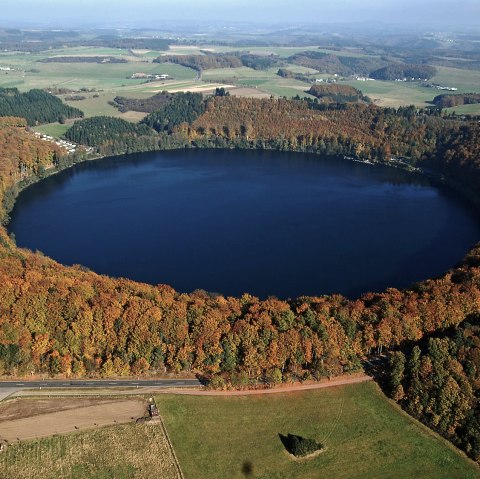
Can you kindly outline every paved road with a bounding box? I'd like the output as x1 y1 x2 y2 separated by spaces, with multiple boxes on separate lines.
0 379 202 390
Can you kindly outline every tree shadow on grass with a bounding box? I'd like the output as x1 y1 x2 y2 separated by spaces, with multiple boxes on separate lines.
241 460 254 477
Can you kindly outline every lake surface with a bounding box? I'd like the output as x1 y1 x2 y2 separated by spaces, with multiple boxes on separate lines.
8 149 480 299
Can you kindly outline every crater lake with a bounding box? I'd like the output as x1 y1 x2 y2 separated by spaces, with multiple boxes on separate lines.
8 149 480 299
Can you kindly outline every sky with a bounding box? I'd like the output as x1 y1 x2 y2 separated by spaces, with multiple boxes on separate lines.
1 0 479 29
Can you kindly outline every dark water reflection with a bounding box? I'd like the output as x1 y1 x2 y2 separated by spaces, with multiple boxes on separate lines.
9 149 480 299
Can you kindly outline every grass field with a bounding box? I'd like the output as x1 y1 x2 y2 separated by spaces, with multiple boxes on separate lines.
157 382 480 479
447 103 480 115
33 123 72 138
202 66 315 99
0 59 197 92
431 66 480 93
343 79 436 107
0 422 182 479
0 50 202 119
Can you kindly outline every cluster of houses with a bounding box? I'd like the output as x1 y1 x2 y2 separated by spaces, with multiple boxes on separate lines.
423 83 458 91
315 76 338 83
352 76 375 81
130 72 169 80
0 66 13 71
394 77 429 82
33 131 93 155
314 74 376 83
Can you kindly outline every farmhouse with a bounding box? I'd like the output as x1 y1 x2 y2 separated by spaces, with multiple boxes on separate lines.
131 72 149 79
131 73 169 80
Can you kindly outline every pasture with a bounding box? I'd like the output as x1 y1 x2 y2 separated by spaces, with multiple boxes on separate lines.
157 382 479 479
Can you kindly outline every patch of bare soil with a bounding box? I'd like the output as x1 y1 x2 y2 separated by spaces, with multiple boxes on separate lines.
0 398 145 442
229 87 271 98
0 397 124 422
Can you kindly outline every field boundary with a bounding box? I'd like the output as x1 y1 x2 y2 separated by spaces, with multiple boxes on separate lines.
157 414 185 479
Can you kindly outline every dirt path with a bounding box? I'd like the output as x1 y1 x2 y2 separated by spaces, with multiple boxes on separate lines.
158 374 372 396
0 398 145 442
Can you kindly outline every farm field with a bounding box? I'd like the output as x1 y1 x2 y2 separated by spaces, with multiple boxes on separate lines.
343 79 437 107
157 382 480 479
1 44 480 131
0 422 182 479
0 58 197 91
2 44 480 122
201 66 316 98
447 103 480 115
0 397 145 442
431 66 480 93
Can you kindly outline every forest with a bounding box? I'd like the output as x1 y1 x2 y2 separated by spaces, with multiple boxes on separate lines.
306 84 367 103
154 53 244 71
64 116 159 155
110 92 173 113
433 93 480 108
287 51 388 76
1 95 480 463
154 52 283 72
141 92 205 133
0 88 83 126
387 319 480 461
369 63 437 80
184 96 449 162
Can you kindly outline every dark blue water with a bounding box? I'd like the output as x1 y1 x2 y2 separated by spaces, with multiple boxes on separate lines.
8 149 480 299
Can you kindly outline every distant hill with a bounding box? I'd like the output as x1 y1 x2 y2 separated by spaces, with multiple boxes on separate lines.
370 63 436 80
